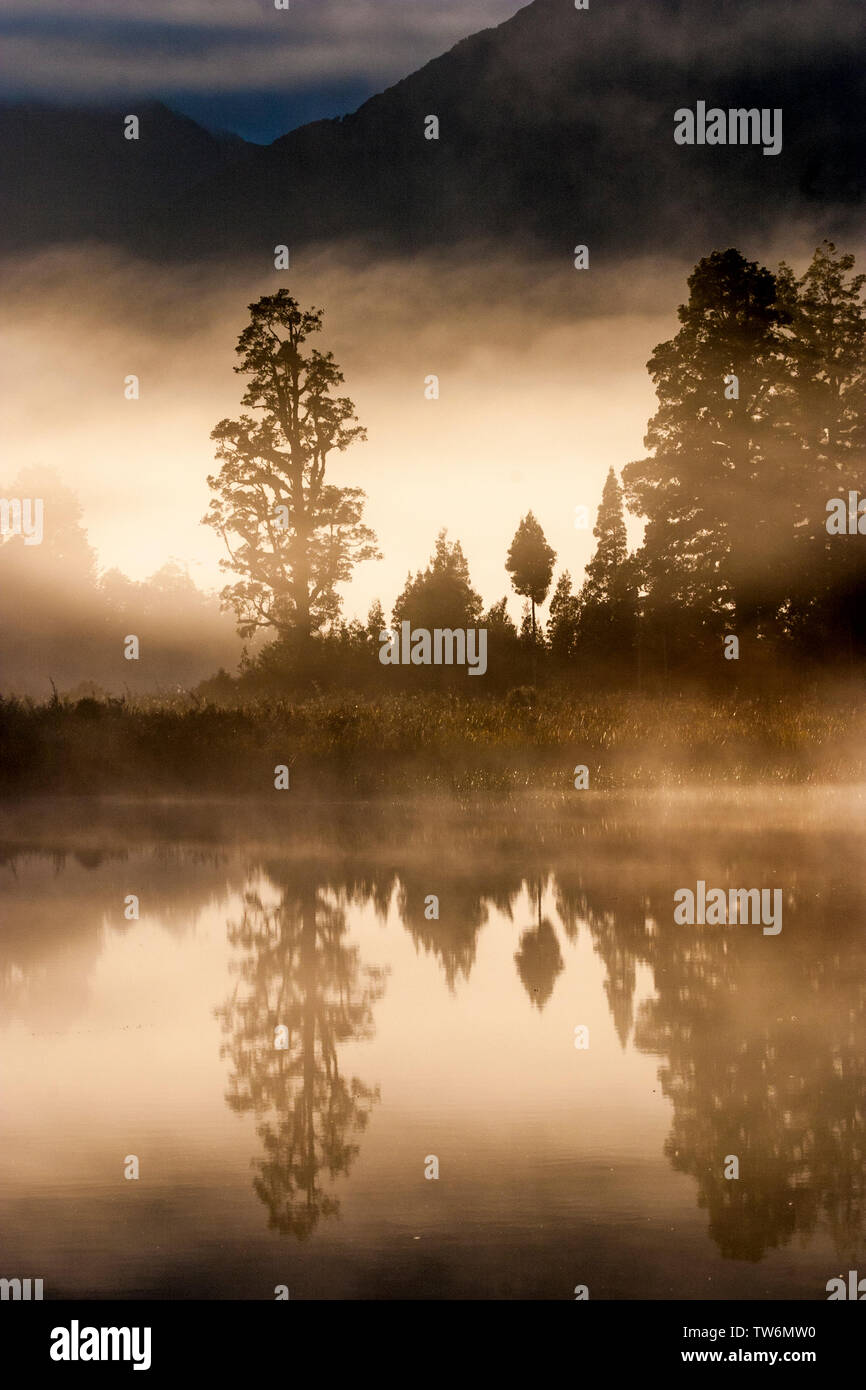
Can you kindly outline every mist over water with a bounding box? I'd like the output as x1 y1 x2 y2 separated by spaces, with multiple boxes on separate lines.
0 790 863 1298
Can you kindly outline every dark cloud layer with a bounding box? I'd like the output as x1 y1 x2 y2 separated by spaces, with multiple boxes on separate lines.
0 0 526 140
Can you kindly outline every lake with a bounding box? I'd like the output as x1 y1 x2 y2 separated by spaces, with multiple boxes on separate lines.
1 789 864 1300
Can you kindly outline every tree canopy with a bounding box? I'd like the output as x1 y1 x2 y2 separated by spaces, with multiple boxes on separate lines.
391 530 483 631
505 511 556 642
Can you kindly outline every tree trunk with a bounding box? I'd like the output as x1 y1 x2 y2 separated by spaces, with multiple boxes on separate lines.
531 600 537 687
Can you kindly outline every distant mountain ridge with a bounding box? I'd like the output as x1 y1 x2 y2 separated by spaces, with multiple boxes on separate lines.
1 0 864 261
0 100 246 253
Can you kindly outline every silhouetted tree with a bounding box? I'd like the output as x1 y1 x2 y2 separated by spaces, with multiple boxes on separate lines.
577 468 638 680
482 596 518 639
505 511 556 643
623 250 794 672
365 598 386 644
204 291 380 648
481 596 525 687
547 571 581 664
776 242 866 662
392 530 483 630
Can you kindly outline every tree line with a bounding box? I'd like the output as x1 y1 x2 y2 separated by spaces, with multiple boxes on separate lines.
203 241 866 697
4 242 862 700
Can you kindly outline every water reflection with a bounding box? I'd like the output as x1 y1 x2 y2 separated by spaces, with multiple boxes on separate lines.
514 882 564 1010
0 793 864 1288
0 842 238 1026
634 879 866 1264
216 875 386 1238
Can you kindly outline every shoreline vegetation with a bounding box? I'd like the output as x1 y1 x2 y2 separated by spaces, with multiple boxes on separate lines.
3 254 865 795
1 688 863 797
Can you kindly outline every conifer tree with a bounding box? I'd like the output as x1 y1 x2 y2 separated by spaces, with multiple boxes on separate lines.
392 530 482 630
623 249 794 665
776 242 866 660
578 468 637 678
505 511 556 643
547 570 581 663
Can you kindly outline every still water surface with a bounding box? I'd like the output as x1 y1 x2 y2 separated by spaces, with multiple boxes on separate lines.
1 791 864 1299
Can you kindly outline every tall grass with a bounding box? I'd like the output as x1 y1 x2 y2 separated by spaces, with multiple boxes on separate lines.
0 689 861 796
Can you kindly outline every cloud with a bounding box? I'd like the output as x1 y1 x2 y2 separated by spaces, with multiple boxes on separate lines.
0 0 527 100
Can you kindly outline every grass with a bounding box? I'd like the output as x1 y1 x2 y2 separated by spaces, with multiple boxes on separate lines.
0 688 862 797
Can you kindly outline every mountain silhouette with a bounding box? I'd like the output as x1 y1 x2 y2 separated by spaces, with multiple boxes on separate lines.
2 0 863 261
0 100 246 254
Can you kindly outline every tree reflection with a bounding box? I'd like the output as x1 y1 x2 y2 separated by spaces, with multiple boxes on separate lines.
514 880 563 1010
217 869 386 1238
634 874 866 1263
5 804 865 1271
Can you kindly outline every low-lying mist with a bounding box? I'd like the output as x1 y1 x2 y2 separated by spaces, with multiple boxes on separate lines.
0 227 859 694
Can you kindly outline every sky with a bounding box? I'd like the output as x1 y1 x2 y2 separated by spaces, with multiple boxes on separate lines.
0 0 528 142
